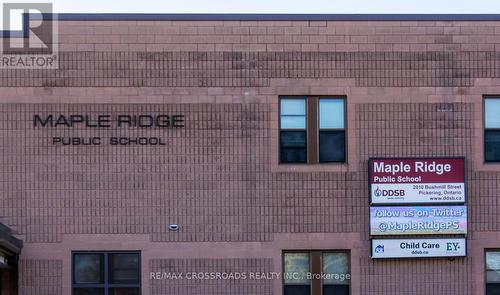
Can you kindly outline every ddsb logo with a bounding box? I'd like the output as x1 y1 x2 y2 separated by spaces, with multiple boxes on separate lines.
374 186 405 197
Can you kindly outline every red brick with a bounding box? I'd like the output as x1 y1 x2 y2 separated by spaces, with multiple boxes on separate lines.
2 17 500 295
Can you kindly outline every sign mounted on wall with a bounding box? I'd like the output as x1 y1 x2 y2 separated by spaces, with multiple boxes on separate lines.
369 157 465 204
371 238 466 259
32 113 185 146
370 206 467 236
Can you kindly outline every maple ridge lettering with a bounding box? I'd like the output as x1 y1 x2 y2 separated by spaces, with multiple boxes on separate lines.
33 114 185 128
374 161 452 175
33 114 185 146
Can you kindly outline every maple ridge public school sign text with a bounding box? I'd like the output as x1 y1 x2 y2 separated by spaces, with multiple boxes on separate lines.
33 114 185 146
369 158 465 204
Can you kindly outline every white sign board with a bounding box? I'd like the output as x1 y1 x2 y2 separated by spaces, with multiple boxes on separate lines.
371 238 466 259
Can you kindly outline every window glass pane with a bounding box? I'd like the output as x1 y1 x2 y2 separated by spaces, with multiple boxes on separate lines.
109 253 140 284
323 285 350 295
281 148 307 164
109 288 141 295
485 131 500 162
487 283 500 295
281 116 306 129
74 254 104 284
319 98 344 129
284 253 310 284
323 253 350 285
281 99 306 115
319 131 346 163
487 271 500 283
487 252 500 270
487 252 500 283
280 131 306 148
284 285 311 295
74 288 104 295
485 99 500 128
280 131 307 163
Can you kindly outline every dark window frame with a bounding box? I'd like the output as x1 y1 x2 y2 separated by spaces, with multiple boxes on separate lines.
282 250 351 295
279 96 347 165
485 249 500 295
484 97 500 163
72 251 141 295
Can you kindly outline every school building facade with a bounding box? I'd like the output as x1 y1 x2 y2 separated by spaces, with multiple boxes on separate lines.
0 13 500 295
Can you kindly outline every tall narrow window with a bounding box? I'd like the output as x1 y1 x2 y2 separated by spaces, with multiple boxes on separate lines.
280 98 307 163
322 252 350 295
284 253 311 295
485 98 500 162
486 251 500 294
319 98 346 163
73 252 141 295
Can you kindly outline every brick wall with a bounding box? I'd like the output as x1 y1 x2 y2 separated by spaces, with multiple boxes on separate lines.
360 256 474 294
50 20 500 52
2 51 500 87
18 260 62 295
1 19 500 294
